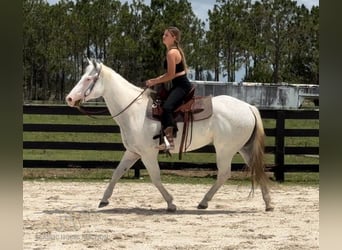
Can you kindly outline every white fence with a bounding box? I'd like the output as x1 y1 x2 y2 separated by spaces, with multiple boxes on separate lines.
191 81 319 109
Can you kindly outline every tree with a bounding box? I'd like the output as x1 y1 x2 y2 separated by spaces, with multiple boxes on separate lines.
261 0 299 83
22 0 319 101
206 5 222 81
217 0 247 82
284 5 319 84
243 0 272 82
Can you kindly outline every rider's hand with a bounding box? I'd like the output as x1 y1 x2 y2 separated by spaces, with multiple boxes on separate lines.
146 79 154 87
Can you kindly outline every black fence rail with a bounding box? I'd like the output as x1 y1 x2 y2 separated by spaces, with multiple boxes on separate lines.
23 104 319 182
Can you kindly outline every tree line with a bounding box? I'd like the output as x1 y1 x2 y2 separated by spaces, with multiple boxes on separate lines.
23 0 319 102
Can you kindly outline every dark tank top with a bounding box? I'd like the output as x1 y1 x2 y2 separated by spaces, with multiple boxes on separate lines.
163 51 191 91
164 59 185 73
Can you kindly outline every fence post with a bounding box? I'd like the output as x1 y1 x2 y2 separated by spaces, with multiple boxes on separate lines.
133 160 142 179
274 110 285 182
134 168 140 179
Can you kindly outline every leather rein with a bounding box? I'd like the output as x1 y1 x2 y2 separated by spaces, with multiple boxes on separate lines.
75 62 147 119
76 88 147 120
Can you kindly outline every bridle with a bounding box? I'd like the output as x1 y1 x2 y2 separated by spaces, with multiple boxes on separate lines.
84 61 102 98
75 60 147 119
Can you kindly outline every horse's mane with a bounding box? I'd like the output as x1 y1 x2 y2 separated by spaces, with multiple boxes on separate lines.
99 63 152 100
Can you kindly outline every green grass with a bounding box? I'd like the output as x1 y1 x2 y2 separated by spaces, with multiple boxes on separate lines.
23 113 319 184
22 168 319 186
23 114 115 125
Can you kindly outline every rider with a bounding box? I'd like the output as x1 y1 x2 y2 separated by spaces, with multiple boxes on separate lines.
146 26 192 151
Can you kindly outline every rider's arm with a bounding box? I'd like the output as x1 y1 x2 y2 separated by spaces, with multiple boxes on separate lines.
146 50 178 87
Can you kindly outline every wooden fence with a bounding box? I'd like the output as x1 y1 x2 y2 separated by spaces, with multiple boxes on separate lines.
23 104 319 182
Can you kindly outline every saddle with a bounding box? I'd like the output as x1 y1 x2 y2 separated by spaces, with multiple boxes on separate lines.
146 86 213 159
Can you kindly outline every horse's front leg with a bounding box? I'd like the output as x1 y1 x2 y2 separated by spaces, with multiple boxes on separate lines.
141 155 177 212
98 150 140 208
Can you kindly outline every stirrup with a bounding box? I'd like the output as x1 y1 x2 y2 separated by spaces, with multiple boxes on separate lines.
156 136 174 151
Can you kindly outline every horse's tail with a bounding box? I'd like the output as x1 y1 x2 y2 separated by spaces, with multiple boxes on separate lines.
247 105 270 197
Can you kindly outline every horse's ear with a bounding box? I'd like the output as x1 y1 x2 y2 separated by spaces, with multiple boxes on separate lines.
86 57 92 65
91 59 97 70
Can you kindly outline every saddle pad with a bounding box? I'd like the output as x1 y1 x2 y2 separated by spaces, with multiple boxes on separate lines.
146 96 213 122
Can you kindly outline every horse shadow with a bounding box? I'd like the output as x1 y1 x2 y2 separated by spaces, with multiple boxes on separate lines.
97 207 258 215
43 206 258 216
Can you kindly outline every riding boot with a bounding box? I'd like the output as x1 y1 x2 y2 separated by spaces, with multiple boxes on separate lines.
156 126 175 151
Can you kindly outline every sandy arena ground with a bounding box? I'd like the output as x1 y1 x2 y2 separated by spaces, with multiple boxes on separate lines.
23 181 319 249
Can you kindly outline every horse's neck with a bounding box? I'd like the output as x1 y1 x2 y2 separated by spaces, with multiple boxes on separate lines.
102 70 147 125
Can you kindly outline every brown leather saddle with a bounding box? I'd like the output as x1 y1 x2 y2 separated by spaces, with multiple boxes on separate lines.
146 86 213 159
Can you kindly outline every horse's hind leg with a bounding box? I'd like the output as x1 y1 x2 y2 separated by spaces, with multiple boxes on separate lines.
198 152 233 209
99 150 140 208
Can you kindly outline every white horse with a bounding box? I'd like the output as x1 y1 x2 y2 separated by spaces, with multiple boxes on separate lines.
66 59 273 212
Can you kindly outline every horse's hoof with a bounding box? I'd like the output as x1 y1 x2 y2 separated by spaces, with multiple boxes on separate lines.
265 207 274 212
197 204 208 209
98 201 109 208
167 204 177 212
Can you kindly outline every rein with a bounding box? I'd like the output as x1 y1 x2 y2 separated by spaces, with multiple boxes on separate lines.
76 87 148 120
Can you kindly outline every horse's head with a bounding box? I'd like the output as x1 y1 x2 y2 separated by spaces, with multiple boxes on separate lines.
66 59 104 107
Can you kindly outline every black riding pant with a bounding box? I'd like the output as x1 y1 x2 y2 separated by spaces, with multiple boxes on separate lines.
161 76 192 130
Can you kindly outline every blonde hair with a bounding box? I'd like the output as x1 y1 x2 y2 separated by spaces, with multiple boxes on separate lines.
167 26 188 71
